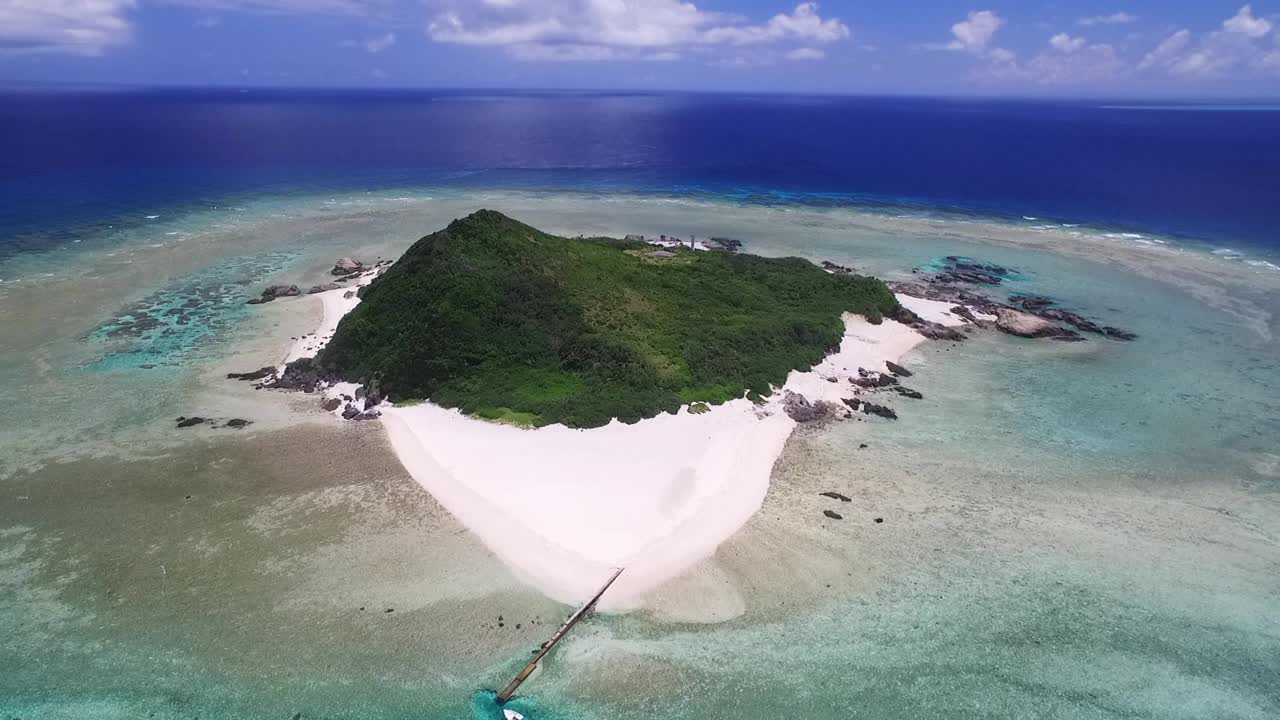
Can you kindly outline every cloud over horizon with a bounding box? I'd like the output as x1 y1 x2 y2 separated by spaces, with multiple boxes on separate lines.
4 1 1280 94
1139 4 1278 78
0 0 137 54
426 1 849 62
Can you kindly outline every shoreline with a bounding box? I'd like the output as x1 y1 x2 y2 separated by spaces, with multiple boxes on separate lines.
286 271 966 609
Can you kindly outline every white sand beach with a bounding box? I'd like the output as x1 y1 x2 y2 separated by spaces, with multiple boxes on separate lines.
287 273 966 609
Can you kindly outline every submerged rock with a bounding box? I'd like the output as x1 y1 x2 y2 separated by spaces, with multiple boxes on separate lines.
322 398 342 412
894 387 924 400
820 491 852 502
1011 294 1055 310
930 257 1012 286
823 510 844 520
227 366 276 382
176 416 206 428
224 418 252 429
860 402 898 420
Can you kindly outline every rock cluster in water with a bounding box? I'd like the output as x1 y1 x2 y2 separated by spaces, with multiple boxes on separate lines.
246 284 301 304
174 416 252 429
893 255 1137 342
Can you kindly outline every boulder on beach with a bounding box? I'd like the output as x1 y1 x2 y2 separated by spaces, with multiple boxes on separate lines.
332 257 363 276
308 282 342 294
783 391 831 423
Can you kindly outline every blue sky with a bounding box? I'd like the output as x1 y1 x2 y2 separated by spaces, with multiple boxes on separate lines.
2 1 1279 96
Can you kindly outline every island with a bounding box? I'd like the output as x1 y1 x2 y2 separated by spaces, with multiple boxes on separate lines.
317 209 901 428
241 210 975 615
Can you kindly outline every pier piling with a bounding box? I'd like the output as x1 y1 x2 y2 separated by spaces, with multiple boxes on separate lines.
496 568 624 703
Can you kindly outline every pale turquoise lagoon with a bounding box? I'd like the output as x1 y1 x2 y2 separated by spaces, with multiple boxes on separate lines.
1 190 1277 719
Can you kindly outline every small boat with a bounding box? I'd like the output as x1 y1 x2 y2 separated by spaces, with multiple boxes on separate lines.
503 709 525 720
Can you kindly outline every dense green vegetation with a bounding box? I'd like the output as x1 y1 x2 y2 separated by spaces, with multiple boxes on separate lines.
319 210 900 428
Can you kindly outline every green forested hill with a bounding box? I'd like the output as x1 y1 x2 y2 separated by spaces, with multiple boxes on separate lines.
319 210 899 428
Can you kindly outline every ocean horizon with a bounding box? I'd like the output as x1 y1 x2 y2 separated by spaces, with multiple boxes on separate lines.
4 90 1280 259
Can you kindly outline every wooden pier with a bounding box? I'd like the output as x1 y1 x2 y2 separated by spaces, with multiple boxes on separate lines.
496 568 624 704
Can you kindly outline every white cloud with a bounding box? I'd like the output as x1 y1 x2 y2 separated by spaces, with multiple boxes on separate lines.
1138 29 1191 71
946 10 1003 53
1049 33 1087 53
0 0 136 54
1078 12 1137 27
1138 5 1278 79
1222 4 1272 38
987 46 1015 63
785 46 824 60
702 3 848 45
426 1 849 61
985 34 1125 85
364 31 395 52
162 0 380 14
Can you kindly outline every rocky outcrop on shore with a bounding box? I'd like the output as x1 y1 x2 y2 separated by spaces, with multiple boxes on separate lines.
244 257 394 307
332 257 363 276
782 391 835 423
886 303 968 341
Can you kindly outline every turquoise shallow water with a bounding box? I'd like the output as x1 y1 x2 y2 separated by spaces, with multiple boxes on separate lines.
1 189 1277 719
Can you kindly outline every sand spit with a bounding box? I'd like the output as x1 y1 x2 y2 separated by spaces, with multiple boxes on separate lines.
375 295 964 609
276 252 965 609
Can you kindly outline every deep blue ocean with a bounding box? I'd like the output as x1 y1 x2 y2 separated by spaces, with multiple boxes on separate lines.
2 89 1279 258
